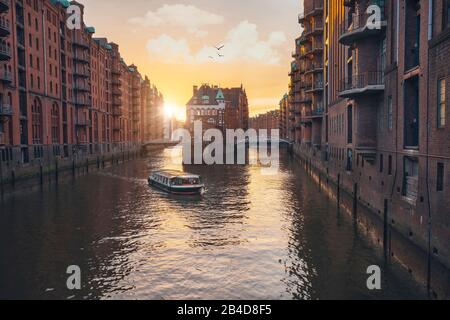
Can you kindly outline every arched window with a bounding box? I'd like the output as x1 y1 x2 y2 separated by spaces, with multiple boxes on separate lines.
51 103 60 144
94 113 99 143
32 98 42 144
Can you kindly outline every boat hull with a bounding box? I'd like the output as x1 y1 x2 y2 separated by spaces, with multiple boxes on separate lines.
149 179 204 195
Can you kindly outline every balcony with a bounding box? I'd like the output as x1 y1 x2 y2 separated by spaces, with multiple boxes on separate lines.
74 83 90 92
112 68 121 76
339 71 384 98
73 53 89 64
0 0 9 13
113 107 123 116
74 98 90 107
305 62 324 74
112 97 122 106
0 103 13 116
0 132 4 145
339 10 387 46
73 68 90 78
298 0 324 24
300 96 312 104
0 41 11 60
0 17 10 37
75 118 91 127
112 88 122 96
0 69 12 83
72 38 89 49
306 80 324 93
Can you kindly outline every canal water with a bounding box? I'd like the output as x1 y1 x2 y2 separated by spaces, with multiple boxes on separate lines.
0 148 425 300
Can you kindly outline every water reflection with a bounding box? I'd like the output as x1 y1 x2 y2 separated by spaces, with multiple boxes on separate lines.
0 148 424 300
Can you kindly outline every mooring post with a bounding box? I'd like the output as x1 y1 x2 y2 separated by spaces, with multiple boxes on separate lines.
0 159 4 197
39 163 43 185
337 173 341 209
97 156 100 169
353 183 358 220
86 158 89 173
11 169 15 189
55 159 59 183
72 159 76 176
319 173 322 191
383 199 389 259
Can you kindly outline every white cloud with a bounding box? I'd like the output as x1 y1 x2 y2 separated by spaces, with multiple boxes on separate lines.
146 35 194 64
146 21 287 65
129 4 224 37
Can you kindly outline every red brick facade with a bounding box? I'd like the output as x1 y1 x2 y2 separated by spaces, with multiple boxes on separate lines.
0 0 164 165
186 84 249 134
286 0 450 296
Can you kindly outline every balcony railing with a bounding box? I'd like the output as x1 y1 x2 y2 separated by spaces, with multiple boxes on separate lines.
72 37 89 49
339 6 387 45
113 107 123 116
339 71 385 98
0 103 13 116
73 68 90 78
74 97 90 106
0 16 10 37
305 62 324 74
306 80 324 92
0 69 12 83
112 88 122 96
0 0 9 13
73 53 89 64
0 40 11 60
75 118 91 126
298 0 324 24
74 83 90 92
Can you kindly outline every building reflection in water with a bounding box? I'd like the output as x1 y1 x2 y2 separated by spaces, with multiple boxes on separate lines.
0 148 427 300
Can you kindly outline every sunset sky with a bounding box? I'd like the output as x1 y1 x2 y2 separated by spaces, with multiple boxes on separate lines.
78 0 304 120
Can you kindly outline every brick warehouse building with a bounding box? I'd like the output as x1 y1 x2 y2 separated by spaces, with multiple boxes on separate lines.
249 110 280 134
186 84 249 134
0 0 164 168
287 0 450 297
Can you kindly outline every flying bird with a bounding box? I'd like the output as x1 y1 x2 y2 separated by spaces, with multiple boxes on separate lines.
218 53 224 58
215 45 225 51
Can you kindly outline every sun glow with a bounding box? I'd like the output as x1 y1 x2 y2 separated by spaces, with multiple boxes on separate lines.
164 102 186 121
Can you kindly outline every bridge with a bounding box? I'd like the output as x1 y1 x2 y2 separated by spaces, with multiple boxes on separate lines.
142 140 181 149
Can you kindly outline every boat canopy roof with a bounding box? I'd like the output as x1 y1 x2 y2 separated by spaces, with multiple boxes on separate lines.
153 170 200 179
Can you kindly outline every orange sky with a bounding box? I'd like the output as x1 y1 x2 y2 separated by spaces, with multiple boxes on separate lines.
79 0 303 120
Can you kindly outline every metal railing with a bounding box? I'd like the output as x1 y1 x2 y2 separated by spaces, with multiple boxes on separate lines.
0 103 12 115
0 40 11 58
341 2 386 37
0 16 10 33
340 71 384 92
0 69 12 82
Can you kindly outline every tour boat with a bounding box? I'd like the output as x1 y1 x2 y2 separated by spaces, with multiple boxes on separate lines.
148 170 205 195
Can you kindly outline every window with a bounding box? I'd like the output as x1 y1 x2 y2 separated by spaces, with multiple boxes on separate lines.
445 0 450 29
438 79 446 128
388 155 393 175
437 163 444 192
402 157 419 202
380 154 384 173
347 105 353 144
388 96 393 130
51 104 59 144
346 149 353 172
32 98 42 144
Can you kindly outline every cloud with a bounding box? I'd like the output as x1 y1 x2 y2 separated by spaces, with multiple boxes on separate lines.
129 4 224 37
146 21 287 65
146 35 194 64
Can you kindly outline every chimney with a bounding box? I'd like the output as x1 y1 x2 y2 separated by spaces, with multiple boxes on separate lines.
193 85 198 96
